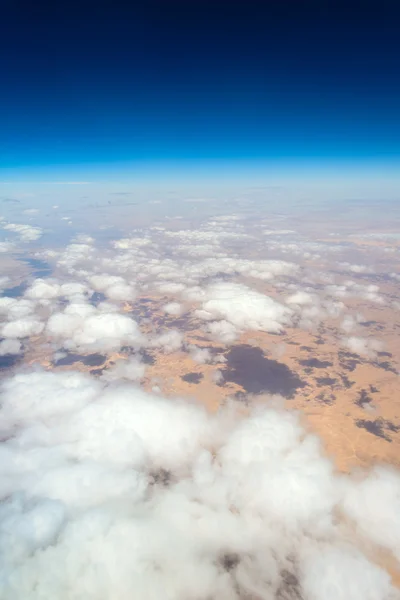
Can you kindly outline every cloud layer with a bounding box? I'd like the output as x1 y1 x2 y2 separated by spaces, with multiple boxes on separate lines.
0 370 399 599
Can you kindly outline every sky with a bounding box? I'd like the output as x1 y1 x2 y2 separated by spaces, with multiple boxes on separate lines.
1 0 400 185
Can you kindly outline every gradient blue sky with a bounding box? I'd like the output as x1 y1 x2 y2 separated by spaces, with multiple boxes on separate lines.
1 0 399 186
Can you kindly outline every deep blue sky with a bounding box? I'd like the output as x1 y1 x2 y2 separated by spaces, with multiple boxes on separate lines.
1 0 399 179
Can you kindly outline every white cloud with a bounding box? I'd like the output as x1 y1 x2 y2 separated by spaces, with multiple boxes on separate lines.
100 357 146 383
188 345 212 364
162 302 182 316
207 320 238 343
47 303 143 352
0 298 36 320
150 329 184 353
2 318 44 339
0 339 22 356
89 275 136 302
198 282 293 333
25 279 61 300
3 223 43 242
0 241 15 253
0 369 398 599
341 466 400 563
0 276 10 289
342 336 384 359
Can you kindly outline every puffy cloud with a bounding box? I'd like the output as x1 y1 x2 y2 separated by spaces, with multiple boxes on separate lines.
0 298 36 320
25 279 61 300
89 275 136 302
2 223 43 242
327 282 384 305
162 302 182 316
2 318 44 339
340 314 364 334
286 291 315 305
57 243 96 272
339 262 374 274
150 329 184 353
0 339 22 356
207 320 238 343
0 369 399 599
341 466 400 563
157 281 187 294
342 336 384 359
0 241 15 253
100 357 146 382
0 276 10 289
47 303 143 352
300 545 395 600
188 345 212 364
197 282 293 333
112 237 152 249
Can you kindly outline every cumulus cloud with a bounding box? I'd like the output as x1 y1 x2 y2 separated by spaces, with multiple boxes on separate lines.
2 318 44 339
100 356 146 382
2 223 43 242
0 369 399 599
342 336 384 359
25 279 61 300
149 329 184 353
197 282 293 333
0 276 10 289
0 339 22 356
188 345 212 364
162 302 182 316
47 302 143 352
0 297 36 320
207 320 238 343
0 241 15 253
89 274 136 302
112 237 152 249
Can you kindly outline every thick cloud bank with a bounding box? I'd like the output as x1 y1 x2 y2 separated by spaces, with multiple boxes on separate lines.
0 370 399 599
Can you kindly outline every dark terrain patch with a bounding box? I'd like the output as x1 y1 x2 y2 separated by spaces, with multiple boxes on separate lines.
150 468 172 486
2 282 28 298
181 372 203 384
20 257 52 278
300 346 314 351
121 347 155 364
316 376 337 386
316 391 336 405
90 367 106 376
339 373 354 388
0 354 21 370
338 351 361 372
168 315 199 330
355 389 373 409
298 358 333 369
355 418 399 442
360 320 385 330
277 570 302 600
139 349 156 365
369 384 379 393
54 352 106 367
219 553 240 572
90 291 107 306
234 391 248 402
378 351 393 358
373 360 397 374
223 345 305 397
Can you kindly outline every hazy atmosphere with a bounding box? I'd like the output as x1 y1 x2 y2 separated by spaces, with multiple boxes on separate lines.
1 1 400 599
